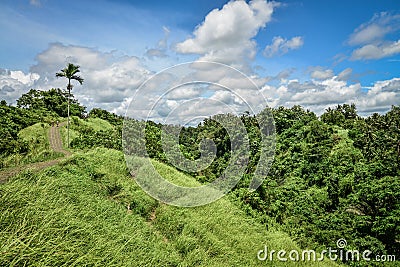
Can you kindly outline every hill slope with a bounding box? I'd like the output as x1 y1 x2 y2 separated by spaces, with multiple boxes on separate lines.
0 148 340 266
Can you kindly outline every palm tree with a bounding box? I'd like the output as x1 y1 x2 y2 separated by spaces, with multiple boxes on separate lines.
56 63 84 148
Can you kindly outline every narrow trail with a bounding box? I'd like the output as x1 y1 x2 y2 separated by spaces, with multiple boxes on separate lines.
49 122 72 157
0 122 72 183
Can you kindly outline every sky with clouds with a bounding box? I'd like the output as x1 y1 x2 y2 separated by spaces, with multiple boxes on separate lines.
1 0 400 122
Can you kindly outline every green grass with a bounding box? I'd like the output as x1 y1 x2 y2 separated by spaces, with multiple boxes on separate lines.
0 148 341 266
59 116 114 149
59 123 79 149
0 123 64 169
82 117 113 131
0 149 179 266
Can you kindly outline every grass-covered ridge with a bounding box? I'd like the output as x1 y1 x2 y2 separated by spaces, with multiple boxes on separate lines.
1 89 398 265
0 122 64 169
60 116 121 150
0 148 339 266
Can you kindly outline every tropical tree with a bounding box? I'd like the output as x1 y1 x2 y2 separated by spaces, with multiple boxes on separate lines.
56 63 84 147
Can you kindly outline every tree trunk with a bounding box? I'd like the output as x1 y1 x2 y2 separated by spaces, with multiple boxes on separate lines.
67 79 71 148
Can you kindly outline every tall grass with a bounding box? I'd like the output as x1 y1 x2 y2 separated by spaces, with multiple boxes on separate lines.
59 116 114 149
0 148 341 266
0 149 179 266
81 117 113 132
0 123 64 169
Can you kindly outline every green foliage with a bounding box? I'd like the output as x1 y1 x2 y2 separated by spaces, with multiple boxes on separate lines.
1 123 64 169
232 105 400 265
0 148 339 266
2 86 399 266
0 149 179 266
89 108 123 126
272 105 316 134
352 176 400 253
17 88 85 117
0 102 41 165
321 103 358 127
68 116 121 150
55 63 84 88
0 89 85 165
122 104 399 263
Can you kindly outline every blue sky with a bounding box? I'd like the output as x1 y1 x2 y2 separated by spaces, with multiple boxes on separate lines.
1 0 400 119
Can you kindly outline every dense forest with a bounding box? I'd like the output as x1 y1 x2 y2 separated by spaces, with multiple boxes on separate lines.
1 88 399 265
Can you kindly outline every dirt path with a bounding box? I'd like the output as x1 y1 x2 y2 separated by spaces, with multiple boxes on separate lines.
0 122 71 183
49 122 71 156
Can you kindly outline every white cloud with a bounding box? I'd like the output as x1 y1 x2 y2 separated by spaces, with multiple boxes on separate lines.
348 12 400 60
260 72 400 116
1 43 152 112
31 43 108 75
309 66 334 80
123 61 270 124
210 90 235 104
337 68 353 81
0 69 39 104
145 26 170 59
166 85 202 100
349 24 386 45
358 78 400 113
1 47 399 121
286 78 360 106
263 68 296 83
348 12 400 45
145 49 167 58
351 41 400 60
1 40 398 121
263 36 304 58
175 0 278 67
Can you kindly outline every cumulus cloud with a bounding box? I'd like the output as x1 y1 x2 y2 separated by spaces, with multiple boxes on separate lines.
145 26 170 59
351 41 400 60
0 69 39 104
260 70 400 116
349 24 388 45
1 39 398 122
175 0 278 67
166 85 202 100
1 34 399 124
0 43 152 112
308 67 353 82
293 78 360 106
337 68 353 81
263 36 304 58
145 49 168 59
348 12 400 45
348 12 400 60
358 78 400 113
31 43 109 74
123 61 270 124
210 90 236 104
308 66 334 80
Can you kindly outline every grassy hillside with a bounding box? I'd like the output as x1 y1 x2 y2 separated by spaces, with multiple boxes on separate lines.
59 116 114 147
0 122 64 169
0 148 340 266
1 90 398 266
59 116 119 150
